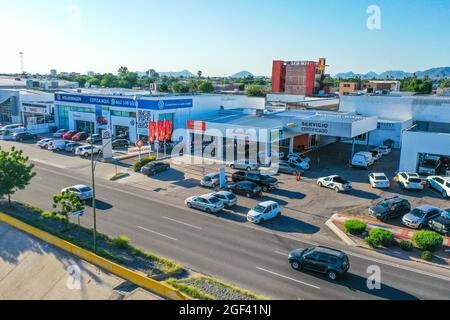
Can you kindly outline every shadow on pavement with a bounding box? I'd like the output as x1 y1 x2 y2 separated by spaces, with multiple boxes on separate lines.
85 199 113 211
260 215 320 234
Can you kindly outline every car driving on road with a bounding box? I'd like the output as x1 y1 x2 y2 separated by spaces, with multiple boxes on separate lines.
247 201 281 224
229 160 259 171
317 175 352 192
225 181 262 198
209 191 237 208
396 172 424 190
368 172 390 188
369 196 411 221
61 184 93 200
141 162 170 176
185 194 224 213
402 205 442 229
426 176 450 198
288 246 350 281
428 210 450 236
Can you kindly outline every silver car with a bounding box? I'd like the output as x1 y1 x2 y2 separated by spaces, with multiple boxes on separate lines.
61 184 93 200
402 205 442 229
209 191 237 208
185 194 224 213
200 173 220 188
230 160 259 171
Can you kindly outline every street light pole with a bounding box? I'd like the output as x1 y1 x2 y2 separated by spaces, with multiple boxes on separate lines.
90 126 97 252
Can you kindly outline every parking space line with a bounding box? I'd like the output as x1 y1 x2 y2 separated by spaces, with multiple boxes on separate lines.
256 267 321 289
136 226 178 241
162 216 202 230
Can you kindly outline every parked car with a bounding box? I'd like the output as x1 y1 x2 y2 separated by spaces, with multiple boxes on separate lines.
13 131 37 141
86 134 102 143
185 194 224 213
288 157 310 170
75 145 102 157
369 149 382 161
61 184 93 200
231 171 278 191
112 139 129 148
47 140 67 151
62 130 78 140
402 205 442 229
288 152 311 164
0 123 24 134
396 172 424 190
418 154 441 176
229 160 259 171
288 246 350 281
53 129 69 138
428 211 450 236
225 181 262 198
210 191 237 208
72 131 89 141
247 201 281 224
352 151 374 169
200 173 220 188
65 142 82 153
426 176 450 198
368 172 390 188
369 196 411 221
276 160 304 175
141 162 170 176
317 175 352 192
37 138 53 148
376 145 391 155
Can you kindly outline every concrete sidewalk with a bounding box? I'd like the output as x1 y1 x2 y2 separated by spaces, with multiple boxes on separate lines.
0 221 161 300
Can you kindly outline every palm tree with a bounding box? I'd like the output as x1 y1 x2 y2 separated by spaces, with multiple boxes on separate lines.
197 70 202 79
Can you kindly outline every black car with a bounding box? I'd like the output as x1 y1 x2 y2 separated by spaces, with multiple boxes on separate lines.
288 246 350 281
141 162 170 176
13 131 37 142
226 181 262 198
277 161 304 175
231 171 278 191
368 196 411 221
112 139 129 148
428 211 450 235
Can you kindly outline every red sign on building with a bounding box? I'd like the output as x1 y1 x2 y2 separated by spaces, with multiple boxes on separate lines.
187 120 206 131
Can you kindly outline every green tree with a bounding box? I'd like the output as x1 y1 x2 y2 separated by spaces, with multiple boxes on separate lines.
100 73 117 87
172 82 190 93
0 146 36 207
198 81 214 93
245 84 269 97
118 66 129 77
52 191 85 231
159 83 169 92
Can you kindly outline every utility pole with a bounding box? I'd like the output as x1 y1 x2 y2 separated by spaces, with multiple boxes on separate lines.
90 125 98 252
19 52 25 75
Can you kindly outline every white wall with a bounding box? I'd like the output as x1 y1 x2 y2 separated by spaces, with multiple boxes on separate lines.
220 95 265 110
399 131 450 172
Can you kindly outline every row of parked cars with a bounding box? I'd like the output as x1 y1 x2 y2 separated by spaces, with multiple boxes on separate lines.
351 145 391 169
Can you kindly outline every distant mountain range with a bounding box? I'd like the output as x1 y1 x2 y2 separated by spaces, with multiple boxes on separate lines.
334 67 450 80
158 70 195 78
231 70 254 78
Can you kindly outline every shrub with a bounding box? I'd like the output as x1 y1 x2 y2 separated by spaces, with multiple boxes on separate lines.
365 228 395 248
343 220 367 235
400 240 414 251
413 230 443 251
41 211 53 219
112 235 130 249
132 156 156 171
110 172 128 181
420 250 433 261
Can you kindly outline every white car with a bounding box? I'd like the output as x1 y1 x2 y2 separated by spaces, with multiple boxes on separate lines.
209 191 237 208
377 145 391 155
61 184 93 200
317 175 353 192
352 151 375 169
185 194 224 213
426 176 450 198
75 145 102 157
230 160 259 171
288 157 310 170
47 140 67 151
200 173 220 188
247 201 281 224
368 173 390 188
37 138 53 148
397 172 423 190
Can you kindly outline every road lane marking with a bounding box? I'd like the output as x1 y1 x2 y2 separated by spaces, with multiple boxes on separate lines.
31 158 67 169
162 216 202 230
275 251 287 256
136 226 178 241
256 267 320 289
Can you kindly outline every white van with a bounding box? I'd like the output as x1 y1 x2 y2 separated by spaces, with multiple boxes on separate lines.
352 151 374 169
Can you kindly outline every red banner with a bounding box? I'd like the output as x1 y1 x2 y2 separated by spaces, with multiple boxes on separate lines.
164 120 173 141
149 121 156 143
187 120 206 131
157 120 165 141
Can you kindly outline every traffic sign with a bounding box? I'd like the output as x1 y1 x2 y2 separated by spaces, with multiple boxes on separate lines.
70 210 85 218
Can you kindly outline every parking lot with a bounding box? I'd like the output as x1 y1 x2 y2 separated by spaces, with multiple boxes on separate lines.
2 136 449 244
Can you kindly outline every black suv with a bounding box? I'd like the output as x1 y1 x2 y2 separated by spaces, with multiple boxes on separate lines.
141 162 170 176
288 246 350 280
226 181 262 198
231 171 278 191
368 196 411 221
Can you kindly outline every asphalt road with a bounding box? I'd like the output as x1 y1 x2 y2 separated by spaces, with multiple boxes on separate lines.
11 161 450 300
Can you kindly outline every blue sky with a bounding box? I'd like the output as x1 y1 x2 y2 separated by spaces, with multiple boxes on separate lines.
1 0 449 76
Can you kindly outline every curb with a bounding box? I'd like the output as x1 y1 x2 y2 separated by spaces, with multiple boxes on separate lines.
325 216 357 247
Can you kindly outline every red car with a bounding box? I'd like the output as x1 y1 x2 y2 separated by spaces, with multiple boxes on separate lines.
62 130 78 140
72 132 88 141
